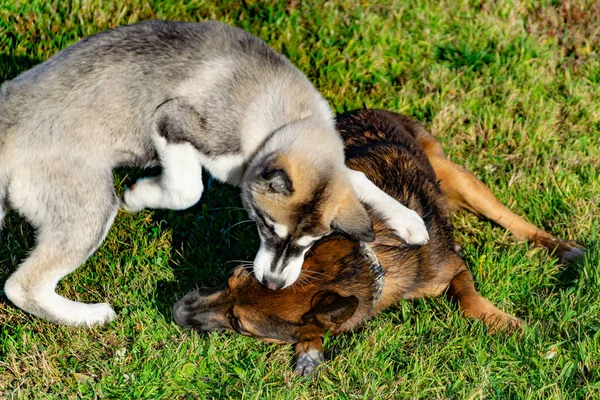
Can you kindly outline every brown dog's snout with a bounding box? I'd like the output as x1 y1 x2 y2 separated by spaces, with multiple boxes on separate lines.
172 296 192 329
173 290 204 329
173 287 227 330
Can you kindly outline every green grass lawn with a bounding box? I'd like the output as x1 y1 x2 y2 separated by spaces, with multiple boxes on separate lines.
1 0 599 398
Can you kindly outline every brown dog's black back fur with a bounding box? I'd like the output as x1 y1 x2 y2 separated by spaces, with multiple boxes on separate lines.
339 109 456 280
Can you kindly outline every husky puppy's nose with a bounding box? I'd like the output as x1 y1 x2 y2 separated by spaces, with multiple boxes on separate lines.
262 277 285 290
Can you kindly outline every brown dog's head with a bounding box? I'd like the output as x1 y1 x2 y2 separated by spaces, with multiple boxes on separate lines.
173 237 375 343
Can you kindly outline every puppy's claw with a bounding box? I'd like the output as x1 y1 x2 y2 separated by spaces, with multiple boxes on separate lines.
294 350 324 376
534 235 586 263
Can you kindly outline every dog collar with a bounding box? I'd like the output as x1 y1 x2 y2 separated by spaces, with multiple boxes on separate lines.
358 242 386 309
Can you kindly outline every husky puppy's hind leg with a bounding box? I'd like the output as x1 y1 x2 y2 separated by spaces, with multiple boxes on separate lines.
122 137 203 212
3 165 119 326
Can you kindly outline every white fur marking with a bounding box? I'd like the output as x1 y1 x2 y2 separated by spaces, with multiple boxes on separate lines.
278 248 310 288
296 235 321 247
0 206 5 230
195 153 246 185
36 289 116 326
265 217 289 239
254 244 309 288
5 278 116 327
253 240 274 283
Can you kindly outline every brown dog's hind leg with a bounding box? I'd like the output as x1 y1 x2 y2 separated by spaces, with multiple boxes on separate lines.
417 133 584 262
447 265 523 334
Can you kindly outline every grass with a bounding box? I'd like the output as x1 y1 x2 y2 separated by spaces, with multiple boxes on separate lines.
0 0 599 398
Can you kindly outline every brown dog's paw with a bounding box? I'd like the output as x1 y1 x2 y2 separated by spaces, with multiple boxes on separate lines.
294 350 324 376
484 312 525 335
534 235 585 263
557 244 586 263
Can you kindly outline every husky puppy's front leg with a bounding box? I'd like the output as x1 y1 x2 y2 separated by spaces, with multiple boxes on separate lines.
346 168 429 244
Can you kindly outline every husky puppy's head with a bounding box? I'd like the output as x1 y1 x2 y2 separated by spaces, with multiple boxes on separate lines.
241 150 374 290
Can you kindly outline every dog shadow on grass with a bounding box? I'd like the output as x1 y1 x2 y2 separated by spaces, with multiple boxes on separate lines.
117 170 261 323
552 240 596 291
0 167 259 328
150 198 260 322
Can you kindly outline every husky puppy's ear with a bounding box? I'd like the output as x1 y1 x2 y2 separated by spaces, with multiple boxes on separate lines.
250 165 294 196
261 168 293 195
303 291 359 328
331 197 374 242
247 154 293 196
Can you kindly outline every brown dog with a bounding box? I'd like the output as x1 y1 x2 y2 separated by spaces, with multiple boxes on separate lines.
173 109 583 375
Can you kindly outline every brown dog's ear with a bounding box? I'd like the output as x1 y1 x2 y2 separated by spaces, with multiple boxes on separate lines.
230 266 251 279
228 266 252 289
331 197 374 242
303 291 359 328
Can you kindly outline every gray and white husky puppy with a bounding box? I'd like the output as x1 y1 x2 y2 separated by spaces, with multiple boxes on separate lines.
0 20 428 326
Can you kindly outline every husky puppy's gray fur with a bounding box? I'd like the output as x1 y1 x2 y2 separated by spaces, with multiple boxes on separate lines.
0 20 428 326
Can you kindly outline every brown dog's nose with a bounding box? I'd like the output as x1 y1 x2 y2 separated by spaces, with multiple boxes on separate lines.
172 299 188 327
262 277 285 290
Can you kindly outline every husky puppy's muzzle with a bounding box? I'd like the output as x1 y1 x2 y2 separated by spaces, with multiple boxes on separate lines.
252 234 314 290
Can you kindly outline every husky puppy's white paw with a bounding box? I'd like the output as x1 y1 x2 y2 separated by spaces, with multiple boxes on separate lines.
386 205 429 245
347 169 429 245
122 139 205 213
6 277 117 327
121 177 162 213
72 303 117 327
15 285 119 327
55 301 117 327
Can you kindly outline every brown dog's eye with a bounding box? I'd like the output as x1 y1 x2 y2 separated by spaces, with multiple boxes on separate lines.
230 316 243 332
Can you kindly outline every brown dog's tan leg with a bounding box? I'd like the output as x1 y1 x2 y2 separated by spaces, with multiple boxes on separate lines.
447 266 523 333
293 338 324 376
417 133 584 262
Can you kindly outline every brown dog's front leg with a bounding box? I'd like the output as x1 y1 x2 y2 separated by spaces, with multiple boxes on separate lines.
294 338 324 376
